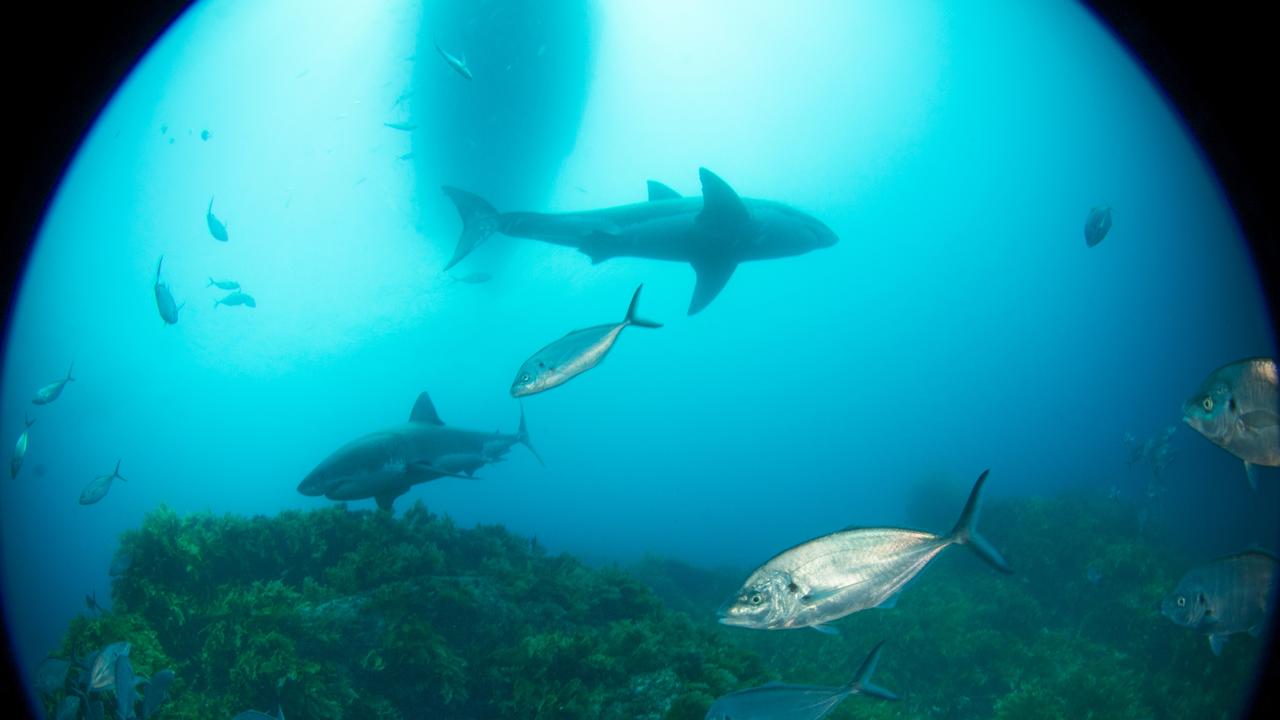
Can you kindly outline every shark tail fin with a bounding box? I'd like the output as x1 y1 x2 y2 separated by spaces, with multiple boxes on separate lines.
848 641 898 701
66 362 75 382
156 255 164 283
624 284 662 329
517 404 545 466
441 186 499 270
208 277 215 287
948 469 1012 573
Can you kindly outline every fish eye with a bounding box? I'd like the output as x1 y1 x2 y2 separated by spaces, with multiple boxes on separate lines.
750 594 762 605
1202 397 1213 412
520 374 531 383
1176 596 1186 608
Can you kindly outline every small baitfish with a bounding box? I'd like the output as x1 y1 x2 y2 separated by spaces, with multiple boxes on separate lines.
207 277 240 290
1161 550 1277 656
510 284 662 397
33 363 75 404
1084 205 1112 247
433 38 473 80
11 414 34 479
719 470 1011 632
704 641 898 720
154 255 183 325
214 290 257 308
207 196 229 241
1182 357 1280 489
80 460 127 506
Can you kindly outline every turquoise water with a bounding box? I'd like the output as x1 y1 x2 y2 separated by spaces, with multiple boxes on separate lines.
2 1 1276 718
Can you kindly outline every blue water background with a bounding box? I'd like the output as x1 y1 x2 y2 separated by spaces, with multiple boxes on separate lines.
2 0 1275 683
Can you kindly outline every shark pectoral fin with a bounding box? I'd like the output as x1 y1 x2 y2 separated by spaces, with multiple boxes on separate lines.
407 462 474 480
688 259 738 315
578 231 620 265
697 167 750 228
646 180 682 201
409 392 445 425
374 491 400 511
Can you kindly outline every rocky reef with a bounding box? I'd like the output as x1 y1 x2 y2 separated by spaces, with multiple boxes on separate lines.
40 493 1267 719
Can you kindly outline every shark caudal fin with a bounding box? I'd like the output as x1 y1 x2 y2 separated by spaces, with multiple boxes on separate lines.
66 363 75 383
156 255 165 283
848 641 899 701
948 469 1012 573
516 404 545 466
441 186 499 270
623 284 662 329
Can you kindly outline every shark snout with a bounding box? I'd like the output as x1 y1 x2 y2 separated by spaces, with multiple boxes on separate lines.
297 470 328 496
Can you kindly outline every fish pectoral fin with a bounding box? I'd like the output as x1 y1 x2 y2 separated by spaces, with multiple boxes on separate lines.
374 491 401 512
688 259 738 315
1208 633 1227 656
874 592 900 610
810 624 840 636
1245 462 1258 491
1241 410 1280 429
407 462 474 480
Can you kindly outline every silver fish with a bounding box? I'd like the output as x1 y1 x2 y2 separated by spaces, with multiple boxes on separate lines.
1182 357 1279 489
116 653 138 720
33 363 75 404
11 414 34 479
214 290 257 308
510 284 661 397
1161 551 1277 656
34 657 69 696
80 460 127 506
719 470 1010 632
207 196 229 241
705 641 897 719
433 38 473 80
154 256 182 325
142 668 174 719
1084 205 1112 247
86 641 129 691
207 277 240 290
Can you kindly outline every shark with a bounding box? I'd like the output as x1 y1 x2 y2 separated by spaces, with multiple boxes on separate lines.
297 392 538 511
441 167 838 314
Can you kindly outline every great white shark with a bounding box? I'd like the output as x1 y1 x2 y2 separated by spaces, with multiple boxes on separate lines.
298 392 539 510
441 167 838 315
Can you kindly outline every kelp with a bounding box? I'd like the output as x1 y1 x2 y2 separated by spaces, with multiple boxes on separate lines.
46 502 765 719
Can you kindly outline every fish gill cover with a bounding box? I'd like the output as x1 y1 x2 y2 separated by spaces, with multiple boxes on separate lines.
40 491 1262 720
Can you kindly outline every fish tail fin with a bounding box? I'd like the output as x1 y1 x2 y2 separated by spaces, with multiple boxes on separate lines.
25 413 34 428
114 459 125 481
441 186 499 270
1245 461 1257 490
208 277 215 287
848 641 899 701
517 404 544 466
208 196 214 214
156 255 164 282
624 284 662 329
66 362 75 382
948 469 1012 573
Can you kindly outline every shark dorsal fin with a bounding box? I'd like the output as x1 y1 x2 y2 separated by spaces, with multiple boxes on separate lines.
409 392 444 425
697 167 749 228
646 180 681 201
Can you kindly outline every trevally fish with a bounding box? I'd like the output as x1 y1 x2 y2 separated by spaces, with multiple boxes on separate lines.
298 392 539 511
79 460 127 506
1162 550 1277 656
1182 357 1279 488
154 255 182 325
1084 205 1112 247
115 653 138 720
719 470 1011 632
705 641 897 720
442 168 838 314
11 414 34 479
433 37 473 80
34 657 69 696
32 363 75 404
510 284 662 397
86 641 129 691
215 290 257 308
142 668 175 719
207 196 229 241
207 277 240 290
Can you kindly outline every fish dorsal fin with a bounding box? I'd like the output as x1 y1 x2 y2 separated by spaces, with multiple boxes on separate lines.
409 392 444 425
646 180 681 201
697 167 749 229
